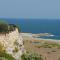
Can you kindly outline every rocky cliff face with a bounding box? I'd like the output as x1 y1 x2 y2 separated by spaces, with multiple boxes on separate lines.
0 24 25 60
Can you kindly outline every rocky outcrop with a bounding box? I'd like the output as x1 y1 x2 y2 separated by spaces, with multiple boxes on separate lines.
0 24 25 60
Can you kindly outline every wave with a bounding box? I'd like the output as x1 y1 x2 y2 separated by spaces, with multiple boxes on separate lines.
21 33 60 40
49 35 55 37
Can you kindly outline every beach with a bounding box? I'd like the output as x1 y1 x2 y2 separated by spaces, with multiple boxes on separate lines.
21 33 60 60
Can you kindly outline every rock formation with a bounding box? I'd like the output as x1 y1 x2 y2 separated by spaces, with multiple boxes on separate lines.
0 24 25 60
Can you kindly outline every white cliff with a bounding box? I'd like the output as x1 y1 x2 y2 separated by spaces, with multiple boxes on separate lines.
0 24 25 60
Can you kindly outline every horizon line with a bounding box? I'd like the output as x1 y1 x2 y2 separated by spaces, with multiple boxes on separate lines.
0 18 60 20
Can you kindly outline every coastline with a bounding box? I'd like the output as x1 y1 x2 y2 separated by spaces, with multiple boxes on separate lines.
21 33 60 60
21 33 60 43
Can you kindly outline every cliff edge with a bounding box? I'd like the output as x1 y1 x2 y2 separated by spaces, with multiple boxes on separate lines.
0 23 25 60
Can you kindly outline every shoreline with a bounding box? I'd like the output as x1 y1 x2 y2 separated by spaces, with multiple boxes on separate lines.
23 33 60 60
32 38 60 43
21 33 60 43
23 37 60 43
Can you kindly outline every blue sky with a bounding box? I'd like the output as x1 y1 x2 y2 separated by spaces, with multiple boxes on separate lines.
0 0 60 19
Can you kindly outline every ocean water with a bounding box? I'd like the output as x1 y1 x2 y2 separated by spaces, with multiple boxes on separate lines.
0 19 60 40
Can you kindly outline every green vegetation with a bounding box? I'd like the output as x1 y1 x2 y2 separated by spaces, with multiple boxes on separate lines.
0 42 15 60
34 42 60 48
42 43 60 48
0 21 8 33
0 52 15 60
9 24 20 32
21 53 43 60
0 21 20 33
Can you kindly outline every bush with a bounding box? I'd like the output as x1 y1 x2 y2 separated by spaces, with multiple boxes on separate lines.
9 24 21 32
0 21 8 33
0 52 15 60
21 53 43 60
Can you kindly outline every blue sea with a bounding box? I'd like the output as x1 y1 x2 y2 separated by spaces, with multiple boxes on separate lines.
0 19 60 40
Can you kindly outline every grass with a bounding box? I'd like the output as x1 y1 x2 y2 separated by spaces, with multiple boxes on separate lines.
0 52 15 60
33 42 60 48
21 53 43 60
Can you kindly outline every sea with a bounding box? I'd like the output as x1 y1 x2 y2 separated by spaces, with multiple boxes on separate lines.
0 19 60 40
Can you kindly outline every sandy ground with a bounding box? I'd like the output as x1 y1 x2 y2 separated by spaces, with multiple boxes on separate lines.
23 36 60 60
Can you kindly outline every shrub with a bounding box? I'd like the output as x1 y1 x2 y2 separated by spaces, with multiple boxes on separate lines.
21 53 43 60
0 22 8 33
0 52 15 60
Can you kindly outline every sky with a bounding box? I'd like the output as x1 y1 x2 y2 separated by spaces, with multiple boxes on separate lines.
0 0 60 19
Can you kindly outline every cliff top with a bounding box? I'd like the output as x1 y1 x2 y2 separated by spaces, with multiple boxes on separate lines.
0 22 20 33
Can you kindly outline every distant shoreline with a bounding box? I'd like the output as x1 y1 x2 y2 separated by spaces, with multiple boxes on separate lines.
21 33 60 43
23 33 60 60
